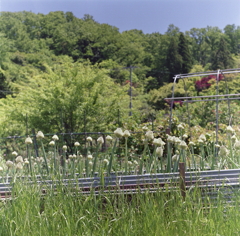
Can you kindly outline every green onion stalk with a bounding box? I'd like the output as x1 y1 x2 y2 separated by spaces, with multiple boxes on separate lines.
92 144 100 176
172 150 180 173
150 146 157 173
166 142 172 173
77 155 83 178
85 143 91 177
53 142 57 175
107 138 118 176
40 140 49 175
190 145 196 170
124 137 129 175
139 141 148 174
62 150 67 177
200 143 205 171
27 144 33 175
71 156 75 178
227 135 234 169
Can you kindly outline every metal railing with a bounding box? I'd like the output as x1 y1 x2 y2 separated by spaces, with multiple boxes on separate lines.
1 168 240 201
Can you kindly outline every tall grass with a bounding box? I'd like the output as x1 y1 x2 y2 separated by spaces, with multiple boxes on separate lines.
0 180 240 236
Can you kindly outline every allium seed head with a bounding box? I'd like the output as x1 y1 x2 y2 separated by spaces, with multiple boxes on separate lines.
86 137 93 142
226 126 235 135
156 147 164 157
12 151 18 157
16 162 23 170
97 136 104 145
25 136 33 144
87 155 93 160
114 128 124 138
52 135 59 141
145 130 154 141
74 142 80 147
106 135 113 141
36 131 44 139
123 130 131 138
15 156 23 163
49 140 55 146
6 160 14 168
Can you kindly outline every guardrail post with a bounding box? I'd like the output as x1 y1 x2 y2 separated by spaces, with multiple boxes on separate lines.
179 162 186 200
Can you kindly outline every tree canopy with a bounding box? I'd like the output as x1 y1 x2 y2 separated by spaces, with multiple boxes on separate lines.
0 11 239 134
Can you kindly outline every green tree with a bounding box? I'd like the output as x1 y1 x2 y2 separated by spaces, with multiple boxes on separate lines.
178 32 192 74
211 37 234 70
165 37 182 82
0 62 131 136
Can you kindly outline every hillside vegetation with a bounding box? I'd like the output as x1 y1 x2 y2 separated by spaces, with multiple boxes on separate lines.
0 11 240 136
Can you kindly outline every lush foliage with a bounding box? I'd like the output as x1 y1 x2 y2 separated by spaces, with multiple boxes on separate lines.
0 10 240 139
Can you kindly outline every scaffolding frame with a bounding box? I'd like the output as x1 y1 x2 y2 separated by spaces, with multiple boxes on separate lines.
166 68 240 144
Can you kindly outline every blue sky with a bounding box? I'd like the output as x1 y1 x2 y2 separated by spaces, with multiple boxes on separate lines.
1 0 240 34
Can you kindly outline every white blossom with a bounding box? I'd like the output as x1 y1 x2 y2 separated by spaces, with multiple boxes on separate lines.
174 137 181 145
97 136 104 145
188 141 195 146
156 147 164 157
36 131 44 139
153 138 165 146
74 142 80 147
234 141 240 150
86 136 93 142
106 135 113 141
133 160 138 165
226 126 235 135
167 135 174 143
145 130 154 141
179 141 187 150
231 135 237 143
49 140 55 146
6 160 14 168
16 162 23 170
25 136 33 144
52 135 59 141
199 134 206 142
89 161 93 166
15 156 23 163
123 130 131 138
87 155 93 160
219 145 229 157
172 154 179 162
177 123 185 130
12 151 18 157
142 126 148 131
114 128 124 138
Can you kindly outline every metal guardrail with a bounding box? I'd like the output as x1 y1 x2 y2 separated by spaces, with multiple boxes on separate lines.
1 168 240 200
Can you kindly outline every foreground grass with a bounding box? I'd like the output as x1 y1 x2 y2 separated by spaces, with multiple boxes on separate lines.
0 181 240 236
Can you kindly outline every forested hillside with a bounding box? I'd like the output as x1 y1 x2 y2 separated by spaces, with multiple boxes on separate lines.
0 11 240 135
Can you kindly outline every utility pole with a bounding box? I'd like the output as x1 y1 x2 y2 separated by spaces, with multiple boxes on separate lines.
112 66 138 116
123 66 138 116
129 66 133 116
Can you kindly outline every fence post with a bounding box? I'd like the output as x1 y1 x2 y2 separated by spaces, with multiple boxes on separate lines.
179 162 186 200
